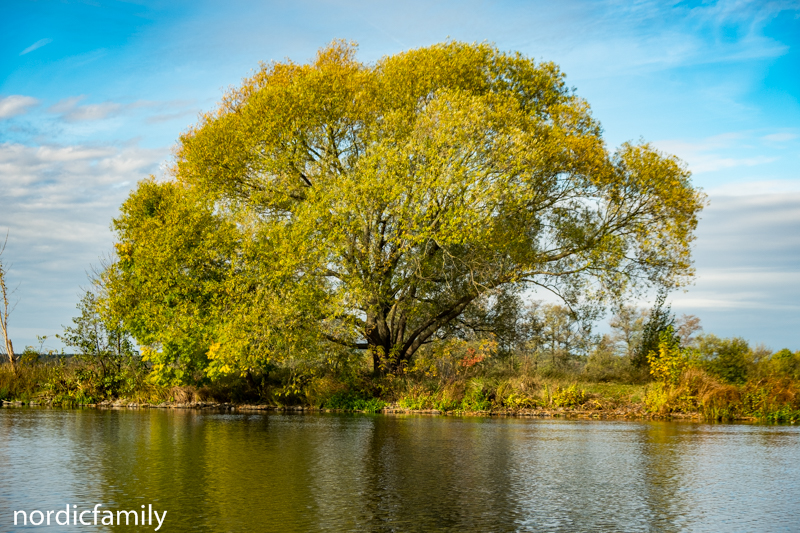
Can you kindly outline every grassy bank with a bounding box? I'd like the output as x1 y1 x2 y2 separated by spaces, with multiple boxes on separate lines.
2 355 798 422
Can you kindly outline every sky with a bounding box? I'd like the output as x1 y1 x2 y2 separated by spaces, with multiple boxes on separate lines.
1 0 798 352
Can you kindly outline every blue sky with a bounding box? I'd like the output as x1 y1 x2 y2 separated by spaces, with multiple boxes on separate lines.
1 0 798 352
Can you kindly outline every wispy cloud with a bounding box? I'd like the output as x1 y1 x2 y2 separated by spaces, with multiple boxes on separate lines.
63 102 123 122
654 129 798 176
763 132 798 143
709 179 800 196
0 95 40 119
46 96 198 124
690 155 777 173
518 0 796 82
694 193 800 263
0 142 166 202
48 96 85 114
145 109 199 124
670 191 800 348
0 140 169 344
20 38 53 56
48 96 125 122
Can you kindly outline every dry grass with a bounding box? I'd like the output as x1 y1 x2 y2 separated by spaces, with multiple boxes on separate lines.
1 361 63 401
644 367 800 420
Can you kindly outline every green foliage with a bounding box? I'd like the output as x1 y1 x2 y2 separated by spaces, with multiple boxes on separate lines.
60 292 138 371
633 291 678 369
523 302 596 372
103 180 241 385
324 390 386 412
695 334 749 384
46 364 98 405
583 335 644 383
551 384 587 408
642 363 800 422
646 326 689 386
40 356 149 405
770 348 800 380
461 378 493 411
500 391 539 410
409 338 497 380
761 406 800 423
105 40 704 380
56 290 148 398
395 377 496 412
609 305 647 358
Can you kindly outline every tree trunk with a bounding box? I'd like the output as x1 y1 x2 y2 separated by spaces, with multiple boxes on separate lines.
1 246 15 373
4 339 14 373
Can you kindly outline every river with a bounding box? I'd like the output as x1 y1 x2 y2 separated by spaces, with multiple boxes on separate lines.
1 408 799 532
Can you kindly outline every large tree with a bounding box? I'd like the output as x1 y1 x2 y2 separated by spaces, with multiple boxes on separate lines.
107 41 705 379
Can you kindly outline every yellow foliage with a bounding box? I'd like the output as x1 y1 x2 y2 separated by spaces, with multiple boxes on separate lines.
104 40 705 381
647 338 688 386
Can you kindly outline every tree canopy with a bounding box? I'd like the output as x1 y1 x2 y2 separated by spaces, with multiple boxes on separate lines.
104 41 705 383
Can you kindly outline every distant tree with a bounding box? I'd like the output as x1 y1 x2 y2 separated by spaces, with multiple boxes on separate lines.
447 287 524 355
521 302 594 368
675 314 702 346
771 348 800 380
609 305 647 358
58 290 138 378
632 291 678 369
695 334 749 384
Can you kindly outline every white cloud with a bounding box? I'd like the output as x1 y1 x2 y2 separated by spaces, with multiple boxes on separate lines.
0 95 40 119
48 96 125 122
0 142 167 207
65 103 124 122
668 191 800 347
145 109 199 124
763 132 798 142
689 155 776 173
19 38 53 56
46 96 197 125
48 96 86 114
654 129 799 177
0 141 170 346
708 179 800 196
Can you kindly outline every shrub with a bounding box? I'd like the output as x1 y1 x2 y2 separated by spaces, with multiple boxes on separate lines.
324 390 385 412
696 335 749 384
646 327 688 386
551 384 586 408
771 349 800 380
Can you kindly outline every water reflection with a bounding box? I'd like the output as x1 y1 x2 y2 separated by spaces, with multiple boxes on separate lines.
1 409 799 532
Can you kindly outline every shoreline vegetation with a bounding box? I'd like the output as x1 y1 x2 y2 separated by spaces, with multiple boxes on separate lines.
2 292 798 423
2 334 799 422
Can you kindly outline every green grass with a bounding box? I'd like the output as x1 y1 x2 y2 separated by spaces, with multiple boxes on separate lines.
580 383 647 407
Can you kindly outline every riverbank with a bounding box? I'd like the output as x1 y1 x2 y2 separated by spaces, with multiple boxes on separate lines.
3 358 799 422
0 397 748 421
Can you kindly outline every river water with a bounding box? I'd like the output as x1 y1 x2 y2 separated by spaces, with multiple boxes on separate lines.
1 408 798 532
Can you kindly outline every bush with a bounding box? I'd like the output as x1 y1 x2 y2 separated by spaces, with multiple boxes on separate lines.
696 335 749 384
550 384 587 408
770 349 800 380
324 390 385 412
646 327 688 386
